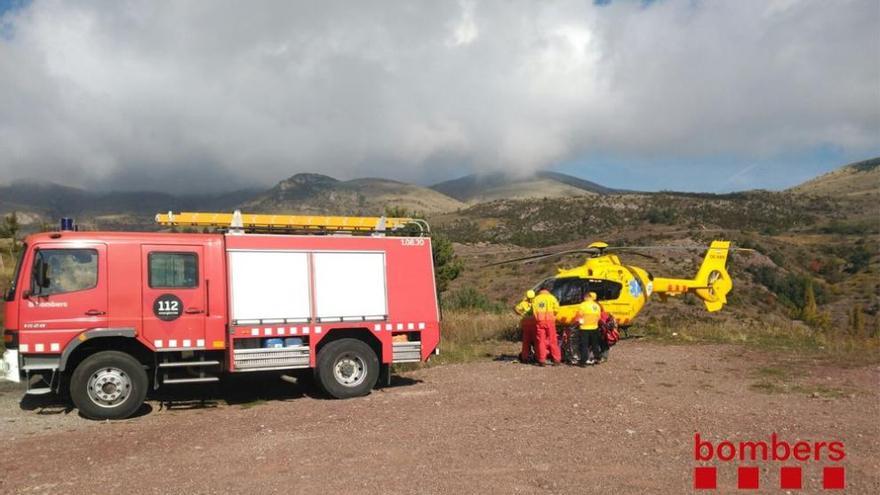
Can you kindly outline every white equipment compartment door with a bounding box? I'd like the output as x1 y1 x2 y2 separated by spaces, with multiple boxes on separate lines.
313 252 387 321
229 251 311 323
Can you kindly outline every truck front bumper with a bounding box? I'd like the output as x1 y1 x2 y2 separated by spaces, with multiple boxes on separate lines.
1 349 21 383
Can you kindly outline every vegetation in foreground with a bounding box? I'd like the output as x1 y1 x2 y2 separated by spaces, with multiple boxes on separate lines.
433 308 880 369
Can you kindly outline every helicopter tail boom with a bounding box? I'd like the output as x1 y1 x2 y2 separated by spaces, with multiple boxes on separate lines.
651 240 733 312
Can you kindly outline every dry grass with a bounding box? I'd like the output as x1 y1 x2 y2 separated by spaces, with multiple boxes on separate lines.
425 309 880 368
640 319 880 367
425 310 520 365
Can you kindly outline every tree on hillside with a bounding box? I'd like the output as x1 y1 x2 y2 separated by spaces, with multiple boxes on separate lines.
801 281 818 322
799 281 829 328
0 212 20 240
849 304 865 336
384 205 412 218
432 232 462 293
0 212 22 258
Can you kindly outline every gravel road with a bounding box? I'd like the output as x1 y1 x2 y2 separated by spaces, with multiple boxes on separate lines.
0 342 877 494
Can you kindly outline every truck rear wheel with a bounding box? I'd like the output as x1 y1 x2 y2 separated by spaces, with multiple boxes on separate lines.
315 339 379 399
70 351 148 420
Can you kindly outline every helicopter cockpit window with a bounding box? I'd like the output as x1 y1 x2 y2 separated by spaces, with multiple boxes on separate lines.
590 280 623 301
549 277 590 306
533 277 622 305
533 278 555 293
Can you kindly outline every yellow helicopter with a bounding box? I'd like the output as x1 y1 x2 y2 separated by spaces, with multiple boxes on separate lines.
491 240 750 328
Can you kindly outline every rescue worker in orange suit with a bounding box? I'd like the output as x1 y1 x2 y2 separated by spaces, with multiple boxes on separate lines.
532 288 562 366
575 292 602 366
514 290 537 363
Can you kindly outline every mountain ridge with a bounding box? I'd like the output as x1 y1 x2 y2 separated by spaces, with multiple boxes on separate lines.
430 170 625 204
789 157 880 198
1 159 875 226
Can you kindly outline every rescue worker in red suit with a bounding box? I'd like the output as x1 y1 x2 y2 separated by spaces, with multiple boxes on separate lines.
514 290 536 363
532 288 562 366
597 306 614 363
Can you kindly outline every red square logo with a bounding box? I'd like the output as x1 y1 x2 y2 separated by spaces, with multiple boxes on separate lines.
780 466 802 489
694 467 717 490
737 466 760 489
823 466 845 490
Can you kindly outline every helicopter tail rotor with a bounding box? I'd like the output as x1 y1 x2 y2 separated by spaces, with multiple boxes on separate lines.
693 240 733 312
651 240 736 312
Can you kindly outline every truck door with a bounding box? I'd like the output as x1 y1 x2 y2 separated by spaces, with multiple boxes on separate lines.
141 245 207 350
17 244 109 352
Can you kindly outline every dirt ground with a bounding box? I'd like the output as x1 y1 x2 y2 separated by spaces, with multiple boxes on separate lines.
0 341 877 494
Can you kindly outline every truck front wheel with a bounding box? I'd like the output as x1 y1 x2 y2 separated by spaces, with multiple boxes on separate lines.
70 351 148 420
315 339 379 399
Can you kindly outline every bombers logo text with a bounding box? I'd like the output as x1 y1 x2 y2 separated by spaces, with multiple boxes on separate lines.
693 433 846 490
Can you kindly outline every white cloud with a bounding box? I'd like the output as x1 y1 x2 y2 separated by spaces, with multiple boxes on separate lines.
0 0 876 192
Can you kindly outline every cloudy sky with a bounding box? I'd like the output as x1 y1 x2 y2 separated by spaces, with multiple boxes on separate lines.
0 0 877 193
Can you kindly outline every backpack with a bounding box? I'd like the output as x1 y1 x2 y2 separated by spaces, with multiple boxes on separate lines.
600 312 620 346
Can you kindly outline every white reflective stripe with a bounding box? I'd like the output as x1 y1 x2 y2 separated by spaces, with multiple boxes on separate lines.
418 322 425 330
50 343 60 352
35 344 45 352
250 328 259 336
183 340 191 348
407 323 414 330
302 327 310 335
264 328 272 336
396 323 403 330
169 339 177 348
290 327 298 335
374 324 382 332
196 339 205 347
314 326 322 334
20 344 29 353
385 324 392 331
154 340 163 348
277 327 285 335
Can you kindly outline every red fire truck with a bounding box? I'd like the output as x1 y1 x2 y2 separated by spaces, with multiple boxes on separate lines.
1 211 440 420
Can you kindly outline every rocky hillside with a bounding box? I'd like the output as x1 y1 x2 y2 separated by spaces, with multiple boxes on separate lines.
430 171 620 204
433 162 880 338
242 173 464 216
790 157 880 198
431 191 843 248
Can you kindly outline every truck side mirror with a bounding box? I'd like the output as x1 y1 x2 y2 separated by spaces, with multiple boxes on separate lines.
31 255 50 296
40 262 50 289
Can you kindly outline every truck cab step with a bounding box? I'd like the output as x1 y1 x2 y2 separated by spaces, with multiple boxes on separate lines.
25 387 53 395
162 377 220 384
158 360 221 368
22 364 59 371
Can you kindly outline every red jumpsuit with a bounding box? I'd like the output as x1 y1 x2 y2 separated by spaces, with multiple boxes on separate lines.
532 292 562 364
520 317 537 362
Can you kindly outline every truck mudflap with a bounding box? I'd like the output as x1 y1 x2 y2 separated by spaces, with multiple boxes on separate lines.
1 349 21 383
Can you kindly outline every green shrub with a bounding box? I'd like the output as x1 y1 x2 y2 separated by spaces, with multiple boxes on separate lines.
442 287 507 313
747 266 828 311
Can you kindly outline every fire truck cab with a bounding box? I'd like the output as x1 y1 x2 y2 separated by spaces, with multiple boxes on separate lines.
1 212 440 420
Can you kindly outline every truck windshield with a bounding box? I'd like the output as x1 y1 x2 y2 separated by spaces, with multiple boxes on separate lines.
4 244 26 301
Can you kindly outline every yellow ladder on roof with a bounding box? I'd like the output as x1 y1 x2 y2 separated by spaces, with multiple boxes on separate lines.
155 210 429 234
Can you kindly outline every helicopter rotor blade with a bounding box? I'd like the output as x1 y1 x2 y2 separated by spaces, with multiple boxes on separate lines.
620 251 659 261
607 245 755 253
483 248 598 267
484 243 755 267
